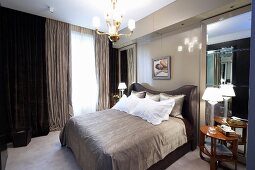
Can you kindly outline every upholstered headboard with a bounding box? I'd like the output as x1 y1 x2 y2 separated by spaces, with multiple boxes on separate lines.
128 83 198 149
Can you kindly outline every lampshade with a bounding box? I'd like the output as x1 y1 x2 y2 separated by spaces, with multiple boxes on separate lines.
202 87 223 104
220 84 235 97
118 82 127 90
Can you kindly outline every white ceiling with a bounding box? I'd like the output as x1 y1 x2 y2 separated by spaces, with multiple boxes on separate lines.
207 11 251 38
0 0 176 32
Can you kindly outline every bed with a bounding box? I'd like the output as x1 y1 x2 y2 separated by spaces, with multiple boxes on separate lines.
60 83 198 170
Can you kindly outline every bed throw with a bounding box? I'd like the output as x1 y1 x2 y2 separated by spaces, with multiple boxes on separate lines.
60 109 187 170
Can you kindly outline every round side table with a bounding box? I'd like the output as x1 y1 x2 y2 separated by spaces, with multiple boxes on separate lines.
199 125 238 170
214 116 248 156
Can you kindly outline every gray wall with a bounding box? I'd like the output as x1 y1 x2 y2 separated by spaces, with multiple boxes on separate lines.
136 25 206 125
137 26 201 90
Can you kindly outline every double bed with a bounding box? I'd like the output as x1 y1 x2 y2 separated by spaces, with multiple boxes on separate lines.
60 83 198 170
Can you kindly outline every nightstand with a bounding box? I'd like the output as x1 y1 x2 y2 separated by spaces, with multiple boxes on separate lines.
214 116 248 156
199 126 238 170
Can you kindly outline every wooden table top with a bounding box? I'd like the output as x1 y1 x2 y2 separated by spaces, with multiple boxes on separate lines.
214 116 248 128
200 126 238 141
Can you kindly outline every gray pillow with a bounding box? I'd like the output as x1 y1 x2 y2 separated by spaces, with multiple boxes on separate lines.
160 93 185 118
145 92 160 101
131 90 146 98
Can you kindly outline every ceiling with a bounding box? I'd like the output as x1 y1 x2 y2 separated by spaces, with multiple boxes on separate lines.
0 0 176 32
207 11 251 38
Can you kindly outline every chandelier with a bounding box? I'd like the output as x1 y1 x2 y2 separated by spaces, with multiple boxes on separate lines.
92 0 136 42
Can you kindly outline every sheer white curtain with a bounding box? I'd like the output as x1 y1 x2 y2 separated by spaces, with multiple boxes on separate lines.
71 26 98 116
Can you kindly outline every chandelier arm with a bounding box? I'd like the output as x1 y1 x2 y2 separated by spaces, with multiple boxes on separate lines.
96 29 110 36
118 31 133 37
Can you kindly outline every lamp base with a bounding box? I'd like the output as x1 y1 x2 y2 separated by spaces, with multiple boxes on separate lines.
120 90 124 97
208 126 216 134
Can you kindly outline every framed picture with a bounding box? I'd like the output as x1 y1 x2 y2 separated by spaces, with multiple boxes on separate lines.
152 56 171 80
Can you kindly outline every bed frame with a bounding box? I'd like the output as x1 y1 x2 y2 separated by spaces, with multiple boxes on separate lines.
128 83 198 170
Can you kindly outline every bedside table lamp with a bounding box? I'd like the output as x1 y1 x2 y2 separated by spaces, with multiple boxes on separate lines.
202 87 223 134
118 82 127 97
220 84 235 119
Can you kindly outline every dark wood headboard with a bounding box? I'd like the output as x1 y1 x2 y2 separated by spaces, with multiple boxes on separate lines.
128 83 198 149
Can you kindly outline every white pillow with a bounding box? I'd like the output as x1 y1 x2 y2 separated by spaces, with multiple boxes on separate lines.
112 95 141 113
130 98 175 125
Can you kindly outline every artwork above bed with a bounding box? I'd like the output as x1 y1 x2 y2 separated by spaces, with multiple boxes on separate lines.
60 83 198 170
152 56 171 80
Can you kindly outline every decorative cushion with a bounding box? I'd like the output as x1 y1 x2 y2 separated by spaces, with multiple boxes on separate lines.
130 98 175 125
145 92 160 101
131 90 146 98
160 93 185 118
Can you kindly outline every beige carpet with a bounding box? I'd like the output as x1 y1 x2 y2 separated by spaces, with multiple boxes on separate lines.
5 131 246 170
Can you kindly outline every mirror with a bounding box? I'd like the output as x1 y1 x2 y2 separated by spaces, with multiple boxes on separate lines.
207 47 233 86
205 11 251 165
118 44 137 94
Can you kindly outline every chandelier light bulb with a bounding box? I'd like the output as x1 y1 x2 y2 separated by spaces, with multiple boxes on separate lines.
128 19 136 31
92 16 101 29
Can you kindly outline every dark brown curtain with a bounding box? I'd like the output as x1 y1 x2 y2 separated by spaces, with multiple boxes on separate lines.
45 19 72 131
109 42 119 107
0 7 49 138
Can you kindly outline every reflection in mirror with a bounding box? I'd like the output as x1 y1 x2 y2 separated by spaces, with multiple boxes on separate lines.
206 10 251 165
207 47 233 86
206 46 250 118
119 44 137 94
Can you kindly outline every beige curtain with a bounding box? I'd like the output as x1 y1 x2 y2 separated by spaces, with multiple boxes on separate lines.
71 25 94 35
213 53 221 85
127 48 135 88
95 34 110 110
45 19 72 131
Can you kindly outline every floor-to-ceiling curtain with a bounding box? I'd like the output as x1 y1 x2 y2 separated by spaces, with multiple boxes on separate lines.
127 48 135 88
71 25 98 116
0 7 49 138
95 34 110 110
45 19 71 131
109 42 119 107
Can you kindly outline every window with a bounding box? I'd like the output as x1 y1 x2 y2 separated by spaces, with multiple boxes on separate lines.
71 29 98 116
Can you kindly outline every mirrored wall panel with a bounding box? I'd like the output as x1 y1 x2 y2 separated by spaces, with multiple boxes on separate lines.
118 44 137 93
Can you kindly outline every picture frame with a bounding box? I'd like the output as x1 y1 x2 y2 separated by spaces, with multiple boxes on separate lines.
152 56 171 80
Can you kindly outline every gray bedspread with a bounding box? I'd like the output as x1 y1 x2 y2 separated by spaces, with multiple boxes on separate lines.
60 109 187 170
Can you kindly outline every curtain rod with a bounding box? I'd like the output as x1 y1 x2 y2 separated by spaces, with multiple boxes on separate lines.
207 48 250 54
